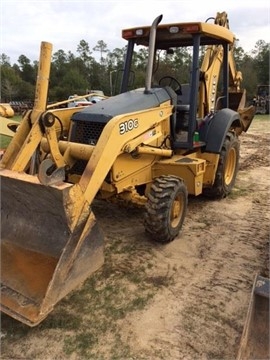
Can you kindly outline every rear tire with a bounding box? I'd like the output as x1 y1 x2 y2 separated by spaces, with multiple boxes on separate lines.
204 131 240 198
144 175 188 243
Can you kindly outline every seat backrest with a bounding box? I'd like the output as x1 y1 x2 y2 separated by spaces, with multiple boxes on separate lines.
177 84 190 106
175 84 190 132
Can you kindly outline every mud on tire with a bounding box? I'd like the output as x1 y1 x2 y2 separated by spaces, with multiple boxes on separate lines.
144 175 188 243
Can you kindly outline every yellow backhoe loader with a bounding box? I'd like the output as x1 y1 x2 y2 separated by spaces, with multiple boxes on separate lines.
0 12 255 326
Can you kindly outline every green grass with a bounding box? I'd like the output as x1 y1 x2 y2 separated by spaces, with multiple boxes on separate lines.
228 186 250 199
8 115 22 122
253 114 270 120
250 114 270 128
0 134 12 149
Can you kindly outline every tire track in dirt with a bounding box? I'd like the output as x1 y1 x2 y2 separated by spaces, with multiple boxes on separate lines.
66 123 270 359
239 132 269 170
120 140 269 359
142 187 269 359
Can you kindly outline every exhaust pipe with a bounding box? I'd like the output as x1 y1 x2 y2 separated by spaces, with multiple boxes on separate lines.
144 14 163 94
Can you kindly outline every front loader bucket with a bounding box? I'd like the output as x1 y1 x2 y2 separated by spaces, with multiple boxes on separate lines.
0 170 104 326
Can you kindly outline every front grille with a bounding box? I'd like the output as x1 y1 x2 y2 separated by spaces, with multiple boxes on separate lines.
69 120 106 175
71 120 106 145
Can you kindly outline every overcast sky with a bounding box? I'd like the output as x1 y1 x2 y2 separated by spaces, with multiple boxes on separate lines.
1 0 269 65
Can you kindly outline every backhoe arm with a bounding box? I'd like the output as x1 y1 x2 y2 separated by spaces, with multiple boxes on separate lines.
198 11 248 118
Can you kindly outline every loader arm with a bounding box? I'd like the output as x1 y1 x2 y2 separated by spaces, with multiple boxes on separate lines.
0 42 52 171
69 102 173 229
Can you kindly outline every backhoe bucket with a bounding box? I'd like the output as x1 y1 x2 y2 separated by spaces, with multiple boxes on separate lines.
0 170 104 326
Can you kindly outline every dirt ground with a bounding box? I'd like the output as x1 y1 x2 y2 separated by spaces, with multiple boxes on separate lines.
1 116 269 360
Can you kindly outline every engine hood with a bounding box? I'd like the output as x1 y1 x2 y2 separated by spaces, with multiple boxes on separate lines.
71 87 174 124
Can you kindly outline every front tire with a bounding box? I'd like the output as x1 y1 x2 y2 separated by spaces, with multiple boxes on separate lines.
144 175 188 243
204 131 240 198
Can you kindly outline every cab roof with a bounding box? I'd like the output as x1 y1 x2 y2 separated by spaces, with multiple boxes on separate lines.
122 21 235 49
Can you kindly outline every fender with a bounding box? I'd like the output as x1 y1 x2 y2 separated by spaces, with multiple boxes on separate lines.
199 108 240 153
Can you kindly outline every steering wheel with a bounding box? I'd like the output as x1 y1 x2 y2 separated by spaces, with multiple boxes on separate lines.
159 76 182 95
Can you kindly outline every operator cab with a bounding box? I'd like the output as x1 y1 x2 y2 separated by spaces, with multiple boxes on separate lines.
121 16 235 149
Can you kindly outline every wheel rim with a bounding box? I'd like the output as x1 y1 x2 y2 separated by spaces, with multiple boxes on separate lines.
170 194 183 228
224 147 236 185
